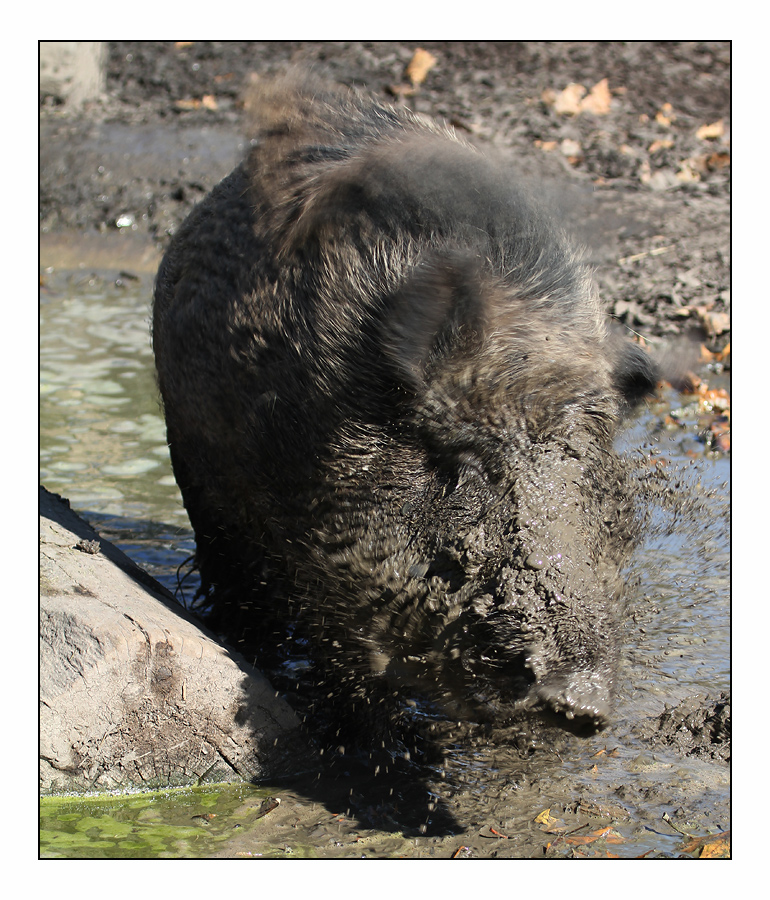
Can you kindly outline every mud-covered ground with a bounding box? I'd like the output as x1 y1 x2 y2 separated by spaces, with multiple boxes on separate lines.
40 41 730 354
39 41 730 859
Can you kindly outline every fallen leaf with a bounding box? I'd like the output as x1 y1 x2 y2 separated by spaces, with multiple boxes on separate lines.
580 78 612 115
534 808 568 833
479 824 510 839
174 41 194 48
706 150 730 170
696 120 725 140
679 830 731 857
677 158 704 182
696 308 730 336
649 139 674 153
566 826 625 846
655 102 675 127
175 98 201 110
541 87 557 106
405 48 437 85
253 797 281 819
175 95 217 112
553 83 587 115
547 80 612 116
699 835 731 858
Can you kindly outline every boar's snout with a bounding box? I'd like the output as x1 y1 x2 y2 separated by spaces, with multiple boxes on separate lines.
530 669 613 734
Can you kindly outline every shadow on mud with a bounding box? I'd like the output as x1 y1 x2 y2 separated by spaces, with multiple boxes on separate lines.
64 508 466 835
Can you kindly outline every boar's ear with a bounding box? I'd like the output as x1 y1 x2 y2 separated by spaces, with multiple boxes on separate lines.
384 252 487 391
612 340 659 405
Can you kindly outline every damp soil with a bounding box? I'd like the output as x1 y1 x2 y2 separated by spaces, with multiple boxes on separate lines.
39 41 730 859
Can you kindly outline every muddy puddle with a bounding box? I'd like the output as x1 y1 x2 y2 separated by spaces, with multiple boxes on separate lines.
39 271 730 858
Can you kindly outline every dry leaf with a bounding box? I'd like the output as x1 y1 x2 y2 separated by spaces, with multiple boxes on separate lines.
696 120 725 140
581 78 612 115
655 102 675 127
707 151 730 170
201 94 218 110
677 157 706 182
405 48 437 85
541 87 557 106
174 41 194 48
699 835 730 858
479 825 510 839
649 139 674 153
554 83 587 115
697 308 730 336
679 830 731 857
534 808 553 825
566 826 624 846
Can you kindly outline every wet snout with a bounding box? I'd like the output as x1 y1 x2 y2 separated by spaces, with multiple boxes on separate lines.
530 669 612 735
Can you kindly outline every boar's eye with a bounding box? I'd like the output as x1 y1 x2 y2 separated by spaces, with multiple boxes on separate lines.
454 451 503 490
433 450 486 497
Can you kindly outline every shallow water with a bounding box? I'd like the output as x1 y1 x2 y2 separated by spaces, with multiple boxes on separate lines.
40 271 197 598
39 272 730 858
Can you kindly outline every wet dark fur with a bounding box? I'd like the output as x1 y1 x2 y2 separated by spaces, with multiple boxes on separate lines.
153 77 657 750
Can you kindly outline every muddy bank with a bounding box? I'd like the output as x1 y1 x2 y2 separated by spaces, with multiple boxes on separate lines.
40 41 730 351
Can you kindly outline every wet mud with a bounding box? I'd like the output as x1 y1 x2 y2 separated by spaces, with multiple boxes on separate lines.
40 41 730 859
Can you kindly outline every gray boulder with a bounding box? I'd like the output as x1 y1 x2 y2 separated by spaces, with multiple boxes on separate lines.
39 486 309 794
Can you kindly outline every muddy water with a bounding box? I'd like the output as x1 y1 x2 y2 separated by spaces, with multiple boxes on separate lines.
39 273 729 858
39 270 198 598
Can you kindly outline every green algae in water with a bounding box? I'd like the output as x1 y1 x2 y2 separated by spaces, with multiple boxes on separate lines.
39 784 290 859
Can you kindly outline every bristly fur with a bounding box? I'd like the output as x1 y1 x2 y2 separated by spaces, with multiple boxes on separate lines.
153 75 657 752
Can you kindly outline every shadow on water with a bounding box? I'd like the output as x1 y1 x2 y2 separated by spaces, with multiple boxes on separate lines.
59 508 468 836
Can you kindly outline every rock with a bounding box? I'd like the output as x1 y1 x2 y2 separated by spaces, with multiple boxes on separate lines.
39 42 106 108
39 486 311 795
